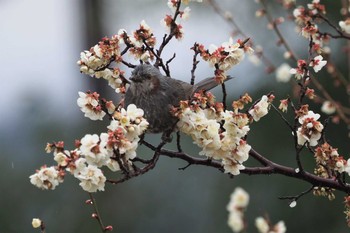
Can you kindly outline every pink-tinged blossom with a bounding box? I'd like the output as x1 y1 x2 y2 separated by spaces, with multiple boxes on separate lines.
321 100 336 115
309 55 327 72
279 99 289 112
175 92 251 175
290 59 307 80
255 217 286 233
339 19 350 34
297 110 324 146
249 95 270 121
77 91 106 121
80 134 111 167
307 0 326 15
30 166 63 190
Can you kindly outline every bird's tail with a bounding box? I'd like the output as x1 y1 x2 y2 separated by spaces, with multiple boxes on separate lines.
192 76 233 94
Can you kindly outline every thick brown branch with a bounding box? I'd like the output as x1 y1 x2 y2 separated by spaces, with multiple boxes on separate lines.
158 147 350 194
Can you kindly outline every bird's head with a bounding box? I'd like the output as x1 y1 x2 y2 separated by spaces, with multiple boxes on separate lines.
130 64 161 83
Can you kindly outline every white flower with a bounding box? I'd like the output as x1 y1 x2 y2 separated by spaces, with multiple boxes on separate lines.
276 63 292 82
228 211 244 232
309 55 327 73
221 39 245 70
321 101 336 115
222 157 245 175
68 157 87 176
181 7 191 20
167 0 177 12
107 159 120 172
248 54 261 66
249 95 270 121
77 92 106 121
30 166 62 190
76 165 106 192
54 152 68 166
227 187 250 211
344 159 350 176
255 217 269 233
339 19 350 34
124 104 145 121
297 110 323 146
233 141 251 164
32 218 42 228
273 221 287 233
80 134 111 167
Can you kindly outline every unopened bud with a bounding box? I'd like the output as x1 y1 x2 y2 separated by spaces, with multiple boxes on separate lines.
85 199 93 205
105 225 114 231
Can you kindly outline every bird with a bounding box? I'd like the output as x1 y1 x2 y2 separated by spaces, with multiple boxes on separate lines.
124 64 231 138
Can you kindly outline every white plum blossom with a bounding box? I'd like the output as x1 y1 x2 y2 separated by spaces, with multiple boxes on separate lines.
78 45 107 74
181 7 191 20
255 217 287 233
32 218 42 228
205 38 245 71
255 217 270 233
297 110 324 147
228 211 244 232
123 104 145 121
339 19 350 34
227 187 249 232
80 134 111 167
106 104 149 163
227 187 250 210
276 63 292 82
54 152 68 167
249 95 270 121
30 166 63 190
77 91 106 121
321 100 336 115
273 221 287 233
309 55 327 73
75 165 106 192
107 159 120 172
176 95 251 175
222 158 246 175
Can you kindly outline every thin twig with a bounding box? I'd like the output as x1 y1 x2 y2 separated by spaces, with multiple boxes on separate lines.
88 193 107 233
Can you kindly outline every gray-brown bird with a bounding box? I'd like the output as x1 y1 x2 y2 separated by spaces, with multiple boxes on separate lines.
124 64 231 137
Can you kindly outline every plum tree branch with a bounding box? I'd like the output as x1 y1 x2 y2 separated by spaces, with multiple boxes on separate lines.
147 146 350 194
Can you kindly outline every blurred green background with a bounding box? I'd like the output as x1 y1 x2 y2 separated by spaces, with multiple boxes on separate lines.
1 0 349 232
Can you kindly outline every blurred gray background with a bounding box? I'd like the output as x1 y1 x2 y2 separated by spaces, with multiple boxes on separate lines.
1 0 349 232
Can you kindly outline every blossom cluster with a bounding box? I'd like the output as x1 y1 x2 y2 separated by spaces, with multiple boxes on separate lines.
77 36 126 93
293 0 328 52
197 38 252 82
77 91 114 121
76 20 158 93
255 216 286 233
161 0 203 40
174 92 269 175
314 143 350 181
30 104 148 192
248 95 273 122
227 187 286 233
296 109 324 147
227 187 249 232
